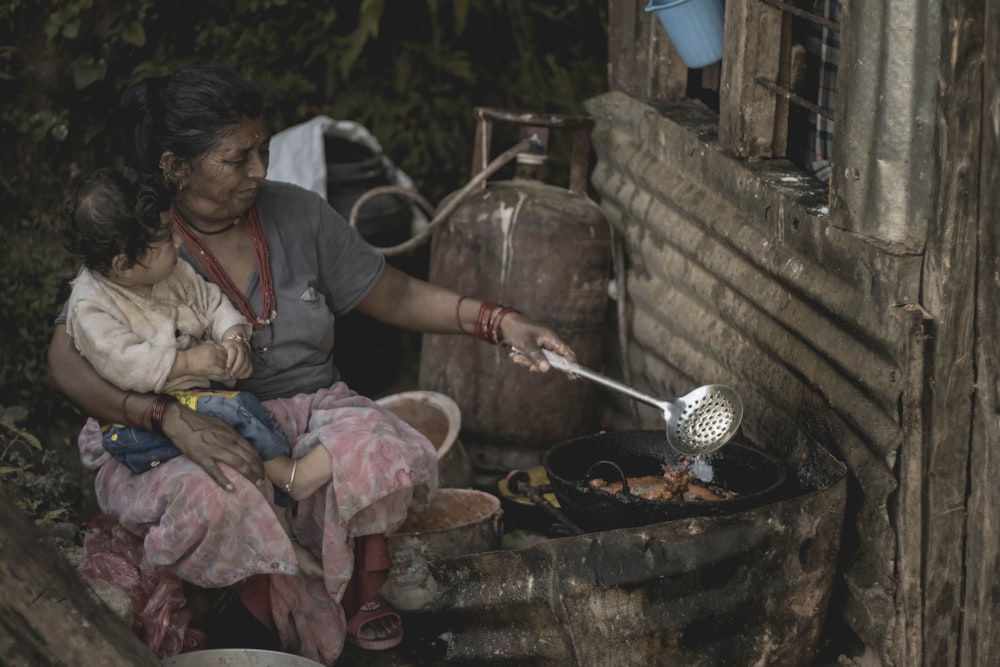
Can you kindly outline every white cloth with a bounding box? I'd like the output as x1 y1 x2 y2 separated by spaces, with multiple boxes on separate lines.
268 115 428 233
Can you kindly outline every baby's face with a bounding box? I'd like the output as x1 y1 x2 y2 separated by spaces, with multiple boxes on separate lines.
118 214 182 288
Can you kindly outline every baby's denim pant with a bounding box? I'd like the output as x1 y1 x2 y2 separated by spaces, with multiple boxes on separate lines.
101 388 290 474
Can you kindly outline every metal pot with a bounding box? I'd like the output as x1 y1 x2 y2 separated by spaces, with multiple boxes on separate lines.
161 648 324 666
542 430 786 532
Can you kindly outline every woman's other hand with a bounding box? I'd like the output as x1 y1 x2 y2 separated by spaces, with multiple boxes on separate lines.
160 401 265 490
49 323 265 489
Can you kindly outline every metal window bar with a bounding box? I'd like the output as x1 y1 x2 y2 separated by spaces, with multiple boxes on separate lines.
752 0 840 121
754 0 840 31
754 77 835 120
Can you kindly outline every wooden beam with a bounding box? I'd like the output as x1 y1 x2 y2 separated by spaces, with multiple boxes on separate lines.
0 493 160 665
963 0 999 661
609 0 687 103
921 0 984 663
719 0 783 157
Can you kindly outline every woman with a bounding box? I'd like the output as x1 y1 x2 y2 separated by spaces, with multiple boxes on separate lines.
47 63 574 663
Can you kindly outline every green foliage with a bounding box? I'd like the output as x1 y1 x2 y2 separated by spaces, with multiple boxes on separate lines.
1 0 607 434
0 405 78 526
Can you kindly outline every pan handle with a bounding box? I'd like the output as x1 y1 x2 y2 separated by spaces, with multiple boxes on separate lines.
584 459 630 497
505 470 585 535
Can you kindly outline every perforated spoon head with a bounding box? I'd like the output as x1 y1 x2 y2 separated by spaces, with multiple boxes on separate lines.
665 384 744 456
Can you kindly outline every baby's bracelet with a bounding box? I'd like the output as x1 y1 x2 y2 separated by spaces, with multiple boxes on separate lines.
226 333 252 347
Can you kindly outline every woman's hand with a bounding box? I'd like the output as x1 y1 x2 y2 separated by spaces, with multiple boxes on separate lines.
499 312 577 372
159 401 265 490
49 324 265 489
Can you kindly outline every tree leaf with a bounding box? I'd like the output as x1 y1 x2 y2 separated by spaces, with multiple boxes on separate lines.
122 21 146 47
72 58 107 90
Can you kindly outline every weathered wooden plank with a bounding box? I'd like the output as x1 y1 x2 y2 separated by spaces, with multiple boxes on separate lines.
719 0 783 157
608 0 644 97
770 10 793 158
642 3 688 102
897 304 932 666
609 0 687 102
0 493 160 665
921 0 983 663
963 0 1000 661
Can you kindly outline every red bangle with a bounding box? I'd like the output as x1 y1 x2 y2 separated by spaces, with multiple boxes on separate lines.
475 301 498 343
486 306 504 343
455 296 471 335
491 307 518 345
149 394 178 434
120 390 135 426
471 301 519 345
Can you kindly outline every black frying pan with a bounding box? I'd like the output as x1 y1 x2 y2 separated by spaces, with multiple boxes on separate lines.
543 430 786 532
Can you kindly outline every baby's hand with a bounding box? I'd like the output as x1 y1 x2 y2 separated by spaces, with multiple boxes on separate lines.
183 342 230 378
222 338 253 379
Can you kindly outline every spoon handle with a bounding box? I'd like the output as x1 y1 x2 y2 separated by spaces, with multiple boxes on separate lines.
542 350 671 415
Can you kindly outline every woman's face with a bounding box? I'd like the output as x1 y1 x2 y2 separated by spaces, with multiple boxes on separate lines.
175 116 270 225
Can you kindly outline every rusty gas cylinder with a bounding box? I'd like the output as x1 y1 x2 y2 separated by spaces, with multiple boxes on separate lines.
418 108 611 471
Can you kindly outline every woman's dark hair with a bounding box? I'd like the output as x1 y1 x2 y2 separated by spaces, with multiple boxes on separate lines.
63 166 174 274
120 63 265 172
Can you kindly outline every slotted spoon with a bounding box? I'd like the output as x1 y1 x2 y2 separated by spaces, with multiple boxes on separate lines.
542 350 744 456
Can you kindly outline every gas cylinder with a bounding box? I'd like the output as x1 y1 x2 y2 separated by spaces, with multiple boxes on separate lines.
418 108 611 471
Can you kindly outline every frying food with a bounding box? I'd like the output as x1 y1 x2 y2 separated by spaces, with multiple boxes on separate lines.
588 462 737 503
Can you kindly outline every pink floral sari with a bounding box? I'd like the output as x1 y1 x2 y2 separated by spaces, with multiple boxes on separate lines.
77 382 438 664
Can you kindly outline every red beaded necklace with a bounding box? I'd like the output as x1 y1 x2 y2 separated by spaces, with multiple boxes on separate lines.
174 206 277 352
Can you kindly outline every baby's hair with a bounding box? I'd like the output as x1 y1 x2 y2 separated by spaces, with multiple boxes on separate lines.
63 166 174 274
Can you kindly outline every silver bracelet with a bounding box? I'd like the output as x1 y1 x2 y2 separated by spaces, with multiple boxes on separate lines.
226 333 252 347
282 459 298 494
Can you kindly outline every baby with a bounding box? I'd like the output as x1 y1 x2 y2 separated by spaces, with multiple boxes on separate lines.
61 167 327 572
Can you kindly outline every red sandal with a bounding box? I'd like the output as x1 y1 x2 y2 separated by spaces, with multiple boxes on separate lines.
345 595 403 651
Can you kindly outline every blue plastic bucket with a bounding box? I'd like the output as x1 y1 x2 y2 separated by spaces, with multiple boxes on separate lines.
644 0 725 68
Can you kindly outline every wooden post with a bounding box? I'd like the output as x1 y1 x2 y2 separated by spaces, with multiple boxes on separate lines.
609 0 687 103
0 493 160 665
719 0 784 157
963 0 999 662
920 0 984 663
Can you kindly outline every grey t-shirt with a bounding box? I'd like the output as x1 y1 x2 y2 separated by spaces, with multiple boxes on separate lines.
181 180 385 400
57 181 384 400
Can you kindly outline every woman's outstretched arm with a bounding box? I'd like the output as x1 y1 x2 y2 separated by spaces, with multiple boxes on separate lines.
356 265 576 370
48 323 265 489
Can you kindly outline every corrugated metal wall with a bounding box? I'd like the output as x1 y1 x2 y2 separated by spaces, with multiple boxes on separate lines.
585 91 927 663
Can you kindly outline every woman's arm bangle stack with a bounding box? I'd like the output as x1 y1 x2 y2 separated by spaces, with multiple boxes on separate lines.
474 300 520 346
149 394 178 434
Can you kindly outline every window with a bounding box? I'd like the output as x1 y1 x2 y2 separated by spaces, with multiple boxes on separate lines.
716 0 842 185
610 0 842 192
